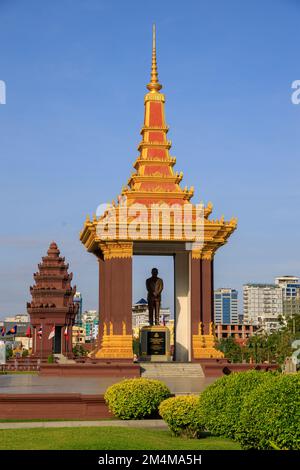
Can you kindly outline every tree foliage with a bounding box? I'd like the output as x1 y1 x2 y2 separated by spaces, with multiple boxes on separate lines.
216 325 297 366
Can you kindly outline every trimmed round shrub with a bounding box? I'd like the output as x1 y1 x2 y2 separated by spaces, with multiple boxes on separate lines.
159 395 205 438
236 374 300 450
104 378 171 420
198 370 276 439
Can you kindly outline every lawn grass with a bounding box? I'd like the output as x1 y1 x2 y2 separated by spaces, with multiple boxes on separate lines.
0 427 241 450
0 371 38 375
0 418 115 422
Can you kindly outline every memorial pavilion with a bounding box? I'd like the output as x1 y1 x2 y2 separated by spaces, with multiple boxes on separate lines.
80 26 237 362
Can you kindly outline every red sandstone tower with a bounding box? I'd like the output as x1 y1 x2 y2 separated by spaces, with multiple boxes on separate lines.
27 242 78 358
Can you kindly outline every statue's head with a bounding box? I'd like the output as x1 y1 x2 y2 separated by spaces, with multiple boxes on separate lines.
151 268 158 278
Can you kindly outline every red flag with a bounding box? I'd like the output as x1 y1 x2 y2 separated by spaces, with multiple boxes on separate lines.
26 326 32 338
48 325 55 340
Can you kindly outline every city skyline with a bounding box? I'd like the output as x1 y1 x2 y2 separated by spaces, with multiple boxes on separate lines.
3 269 299 320
1 0 300 317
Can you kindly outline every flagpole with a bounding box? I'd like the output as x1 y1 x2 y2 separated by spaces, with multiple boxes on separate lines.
41 325 43 364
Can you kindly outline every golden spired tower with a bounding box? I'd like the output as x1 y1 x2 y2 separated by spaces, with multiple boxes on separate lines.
80 26 237 361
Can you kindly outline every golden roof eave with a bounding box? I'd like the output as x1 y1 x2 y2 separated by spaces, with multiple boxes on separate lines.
79 214 237 255
133 157 176 170
122 189 194 201
127 174 183 187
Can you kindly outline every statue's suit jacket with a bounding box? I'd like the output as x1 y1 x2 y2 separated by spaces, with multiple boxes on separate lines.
146 277 164 302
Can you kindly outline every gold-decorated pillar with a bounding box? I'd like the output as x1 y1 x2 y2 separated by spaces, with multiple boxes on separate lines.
191 249 223 360
94 242 133 359
201 255 214 335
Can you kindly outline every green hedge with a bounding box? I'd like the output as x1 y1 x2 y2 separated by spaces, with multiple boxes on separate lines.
236 374 300 450
47 354 54 363
198 370 276 439
104 378 171 420
159 395 205 438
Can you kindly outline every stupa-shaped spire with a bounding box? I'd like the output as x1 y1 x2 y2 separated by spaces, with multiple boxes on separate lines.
120 25 194 206
147 24 162 93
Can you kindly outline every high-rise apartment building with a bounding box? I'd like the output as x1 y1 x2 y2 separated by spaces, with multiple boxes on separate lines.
214 288 238 325
275 276 300 318
243 283 283 331
73 292 83 325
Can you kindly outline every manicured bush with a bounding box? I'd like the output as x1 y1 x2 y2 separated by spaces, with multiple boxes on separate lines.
104 378 171 420
47 354 54 363
159 395 205 438
236 374 300 450
198 370 276 439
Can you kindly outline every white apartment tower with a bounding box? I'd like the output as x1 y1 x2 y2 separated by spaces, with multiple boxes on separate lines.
243 283 283 331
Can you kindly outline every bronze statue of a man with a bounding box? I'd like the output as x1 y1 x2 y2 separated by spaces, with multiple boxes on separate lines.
146 268 164 326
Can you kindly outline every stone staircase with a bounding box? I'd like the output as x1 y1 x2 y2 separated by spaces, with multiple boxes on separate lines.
140 362 205 378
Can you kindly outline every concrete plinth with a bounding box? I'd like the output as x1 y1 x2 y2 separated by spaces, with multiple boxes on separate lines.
139 325 171 362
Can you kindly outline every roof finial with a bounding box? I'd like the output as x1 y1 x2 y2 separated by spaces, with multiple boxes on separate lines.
147 24 162 92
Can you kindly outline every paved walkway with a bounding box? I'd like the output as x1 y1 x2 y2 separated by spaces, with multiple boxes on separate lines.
0 375 215 395
0 419 168 430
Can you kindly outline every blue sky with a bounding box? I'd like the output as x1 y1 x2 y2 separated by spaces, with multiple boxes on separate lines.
0 0 299 318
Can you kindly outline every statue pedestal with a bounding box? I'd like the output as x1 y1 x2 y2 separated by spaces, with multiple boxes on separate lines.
139 325 171 362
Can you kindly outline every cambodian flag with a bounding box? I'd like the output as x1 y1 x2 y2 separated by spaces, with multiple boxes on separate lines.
1 326 6 337
7 325 17 335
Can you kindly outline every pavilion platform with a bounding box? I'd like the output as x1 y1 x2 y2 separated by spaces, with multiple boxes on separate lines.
0 361 278 420
0 373 214 420
39 361 140 377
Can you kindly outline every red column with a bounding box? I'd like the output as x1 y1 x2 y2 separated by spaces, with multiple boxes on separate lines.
191 257 202 336
98 257 111 341
32 326 36 355
40 322 52 358
111 257 132 334
61 326 64 355
201 258 214 334
68 323 73 356
98 256 132 337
